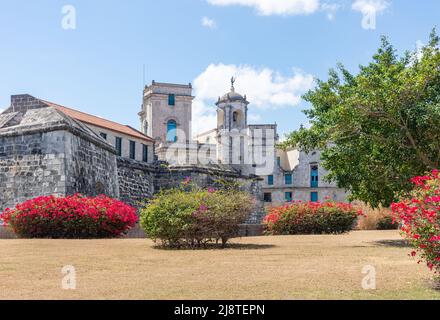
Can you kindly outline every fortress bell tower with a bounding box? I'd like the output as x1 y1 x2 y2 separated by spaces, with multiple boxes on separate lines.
216 78 250 166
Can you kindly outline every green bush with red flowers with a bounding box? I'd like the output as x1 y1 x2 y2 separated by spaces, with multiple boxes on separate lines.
140 180 255 249
392 170 440 273
264 201 361 235
0 194 138 239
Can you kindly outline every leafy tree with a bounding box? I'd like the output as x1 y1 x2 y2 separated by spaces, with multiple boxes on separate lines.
282 29 440 207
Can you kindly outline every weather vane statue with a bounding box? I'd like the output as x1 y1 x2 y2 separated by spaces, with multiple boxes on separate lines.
231 76 236 89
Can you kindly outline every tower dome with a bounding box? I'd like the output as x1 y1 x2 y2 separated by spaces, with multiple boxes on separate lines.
216 77 248 105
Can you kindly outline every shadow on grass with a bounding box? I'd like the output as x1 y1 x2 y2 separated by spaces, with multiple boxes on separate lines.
225 243 276 250
372 239 411 248
152 243 276 251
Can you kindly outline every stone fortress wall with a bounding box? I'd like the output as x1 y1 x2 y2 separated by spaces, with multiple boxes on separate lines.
0 96 121 212
0 130 68 213
0 95 265 239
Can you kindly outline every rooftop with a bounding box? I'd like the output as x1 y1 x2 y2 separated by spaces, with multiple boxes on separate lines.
146 81 192 89
0 104 114 152
41 100 155 143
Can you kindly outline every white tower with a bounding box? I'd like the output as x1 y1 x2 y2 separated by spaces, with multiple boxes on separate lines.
216 78 250 168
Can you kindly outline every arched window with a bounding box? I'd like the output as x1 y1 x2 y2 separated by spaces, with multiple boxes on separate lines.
166 120 177 142
233 111 238 122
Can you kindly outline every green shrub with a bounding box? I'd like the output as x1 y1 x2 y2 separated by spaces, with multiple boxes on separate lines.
139 182 255 248
376 216 399 230
264 201 360 235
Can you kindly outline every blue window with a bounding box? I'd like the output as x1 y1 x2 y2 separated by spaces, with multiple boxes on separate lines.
166 120 177 142
311 192 318 202
285 192 293 202
115 137 122 156
142 144 148 162
168 94 175 106
285 174 292 185
129 140 136 160
268 175 274 185
311 165 319 188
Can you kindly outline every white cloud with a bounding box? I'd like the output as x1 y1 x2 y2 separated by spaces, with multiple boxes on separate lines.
206 0 321 16
191 100 219 136
248 113 262 122
352 0 389 14
192 63 314 134
321 3 340 21
201 16 217 29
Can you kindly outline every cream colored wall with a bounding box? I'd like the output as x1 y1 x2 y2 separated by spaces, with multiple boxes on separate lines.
86 124 154 163
196 129 218 145
263 187 349 207
260 147 349 205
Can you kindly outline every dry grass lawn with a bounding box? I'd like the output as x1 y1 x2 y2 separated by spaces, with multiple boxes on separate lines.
1 230 439 300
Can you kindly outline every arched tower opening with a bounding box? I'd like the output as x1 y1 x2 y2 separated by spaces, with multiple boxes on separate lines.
166 119 177 142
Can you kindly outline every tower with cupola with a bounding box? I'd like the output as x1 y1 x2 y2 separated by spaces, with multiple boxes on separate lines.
216 78 250 169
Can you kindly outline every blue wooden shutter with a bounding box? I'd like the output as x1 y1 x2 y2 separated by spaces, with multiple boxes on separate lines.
268 175 274 185
168 94 175 106
115 137 122 156
142 144 148 162
129 141 136 159
311 167 319 188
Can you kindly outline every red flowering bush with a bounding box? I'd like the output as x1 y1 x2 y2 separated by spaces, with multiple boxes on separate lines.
264 201 361 235
0 194 138 239
391 170 440 273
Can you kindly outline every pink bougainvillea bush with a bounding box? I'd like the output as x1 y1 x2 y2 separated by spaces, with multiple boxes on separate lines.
0 194 138 239
264 201 362 235
392 170 440 273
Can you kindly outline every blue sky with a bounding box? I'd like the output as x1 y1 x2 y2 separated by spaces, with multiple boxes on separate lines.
0 0 439 138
